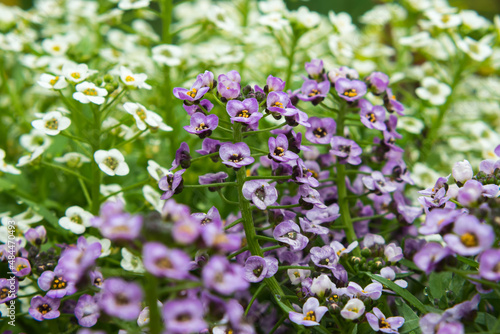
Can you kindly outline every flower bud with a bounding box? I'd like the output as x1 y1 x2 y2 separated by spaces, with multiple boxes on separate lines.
452 160 473 185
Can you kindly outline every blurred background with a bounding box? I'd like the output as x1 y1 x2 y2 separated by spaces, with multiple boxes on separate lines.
1 0 499 21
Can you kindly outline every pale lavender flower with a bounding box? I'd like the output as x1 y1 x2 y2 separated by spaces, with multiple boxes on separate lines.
366 307 404 333
75 294 100 327
359 99 387 131
199 172 228 191
38 267 77 298
163 299 207 334
443 215 494 256
365 72 390 95
183 112 219 138
242 180 278 210
143 242 192 279
273 221 309 251
29 296 61 321
479 249 500 281
418 208 462 235
384 243 404 262
413 243 452 274
299 217 329 235
220 142 254 169
226 98 262 125
196 138 222 158
384 88 405 115
25 226 47 246
0 278 17 304
347 282 383 300
266 75 286 92
340 298 365 320
297 79 330 104
335 78 367 102
244 256 279 282
12 257 31 277
202 256 249 295
305 59 325 80
305 117 336 144
159 169 185 200
310 246 339 269
330 136 362 165
183 99 214 116
268 134 299 162
171 142 191 170
266 91 290 114
363 171 397 194
99 278 143 320
173 77 210 102
218 72 240 100
289 297 328 326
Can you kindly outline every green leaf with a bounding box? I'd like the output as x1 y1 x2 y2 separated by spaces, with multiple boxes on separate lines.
456 255 478 268
476 312 498 331
396 299 422 334
400 259 421 271
21 198 60 229
363 272 427 314
428 272 452 300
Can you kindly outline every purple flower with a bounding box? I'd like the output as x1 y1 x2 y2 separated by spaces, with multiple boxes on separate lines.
359 99 387 131
479 249 500 281
347 282 383 300
56 237 101 282
183 99 214 115
330 136 362 165
384 243 404 262
202 221 242 253
192 206 222 225
202 255 249 295
266 75 286 92
289 297 328 327
75 294 100 327
218 72 241 100
268 134 299 162
297 79 330 104
220 142 254 169
418 208 462 235
29 296 61 321
305 59 325 80
331 240 358 257
266 91 289 114
362 171 397 194
305 117 336 144
12 257 31 277
366 72 390 95
328 66 359 83
171 142 191 170
199 172 228 191
443 215 494 256
242 180 278 210
414 243 452 274
366 307 404 333
0 278 17 304
306 203 340 223
457 180 489 206
159 169 185 200
273 221 309 251
196 138 222 160
38 267 77 298
299 184 327 208
163 299 207 334
173 76 210 102
183 112 219 138
335 78 367 102
226 98 262 125
293 158 320 187
98 211 143 241
299 217 329 235
143 242 192 279
99 278 143 320
244 256 279 282
90 270 104 289
310 246 339 269
282 106 311 127
384 88 405 115
25 226 47 246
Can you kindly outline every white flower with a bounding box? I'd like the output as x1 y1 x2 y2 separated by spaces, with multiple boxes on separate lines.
310 274 336 298
452 160 473 184
377 267 408 289
460 10 490 30
258 0 287 14
143 185 163 212
20 129 52 152
147 160 169 181
123 102 173 131
328 35 354 59
37 73 68 90
340 298 365 320
62 62 97 83
73 81 108 105
425 10 461 29
59 206 93 234
100 184 125 203
399 31 432 48
119 66 151 90
121 247 145 273
31 111 71 136
94 149 129 176
86 236 111 257
415 77 451 105
0 149 21 175
287 268 311 285
17 147 44 167
8 209 43 233
41 35 69 56
329 11 356 35
118 0 150 10
289 6 320 29
398 116 425 134
152 44 183 66
259 12 289 30
54 152 91 168
457 36 493 62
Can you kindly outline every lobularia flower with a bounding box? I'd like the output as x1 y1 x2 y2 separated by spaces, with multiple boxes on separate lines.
331 240 358 257
220 142 254 169
147 159 169 182
199 172 228 192
54 152 90 168
202 255 249 295
159 169 185 200
479 249 500 281
152 44 183 66
340 298 365 320
365 71 389 95
25 226 47 246
414 243 452 274
347 282 383 300
415 77 451 106
119 66 151 90
288 268 311 285
359 99 387 131
310 245 339 269
297 79 330 104
330 136 362 165
226 98 262 125
266 75 286 92
384 88 405 115
0 278 17 304
306 117 336 144
58 206 93 235
163 299 207 334
266 91 290 115
273 221 309 251
183 99 213 116
118 0 150 10
457 180 497 206
171 142 191 170
123 102 172 131
121 248 145 273
305 59 325 81
366 307 405 333
363 171 397 194
196 138 222 158
62 62 97 83
183 112 218 138
0 149 21 174
41 35 69 56
242 180 278 210
458 36 493 62
310 274 336 298
73 82 108 105
99 278 143 321
94 149 129 176
328 66 359 83
31 111 71 136
38 267 76 298
377 267 408 289
426 10 462 29
56 237 102 282
75 294 100 327
93 201 143 241
289 297 328 327
268 134 299 162
443 215 494 256
37 73 68 90
452 160 473 184
217 71 241 100
243 256 279 282
335 78 367 102
29 296 61 321
142 242 191 279
384 243 404 262
12 257 31 277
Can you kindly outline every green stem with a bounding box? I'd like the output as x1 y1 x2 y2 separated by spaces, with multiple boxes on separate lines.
184 182 237 188
227 246 249 259
244 122 287 135
145 273 161 334
351 212 390 222
116 129 148 148
217 189 239 205
101 179 150 201
224 218 243 230
91 107 102 215
190 152 219 163
245 175 291 181
41 161 91 183
285 32 299 90
255 235 278 243
266 203 301 210
277 265 314 271
336 102 360 256
78 178 92 207
262 245 285 252
245 282 267 316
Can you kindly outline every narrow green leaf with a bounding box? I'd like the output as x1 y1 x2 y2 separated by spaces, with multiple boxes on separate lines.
363 272 427 314
428 272 452 300
456 255 479 268
400 259 421 271
395 299 422 334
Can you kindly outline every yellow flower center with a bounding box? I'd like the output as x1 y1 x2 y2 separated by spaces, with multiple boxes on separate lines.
187 88 197 98
83 88 98 96
38 303 51 315
343 88 357 97
136 108 147 121
272 101 284 108
237 109 250 118
45 118 59 130
366 113 376 123
71 72 81 80
308 89 320 97
51 276 67 290
460 232 478 247
125 75 135 82
303 310 316 322
104 156 118 170
49 76 59 86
